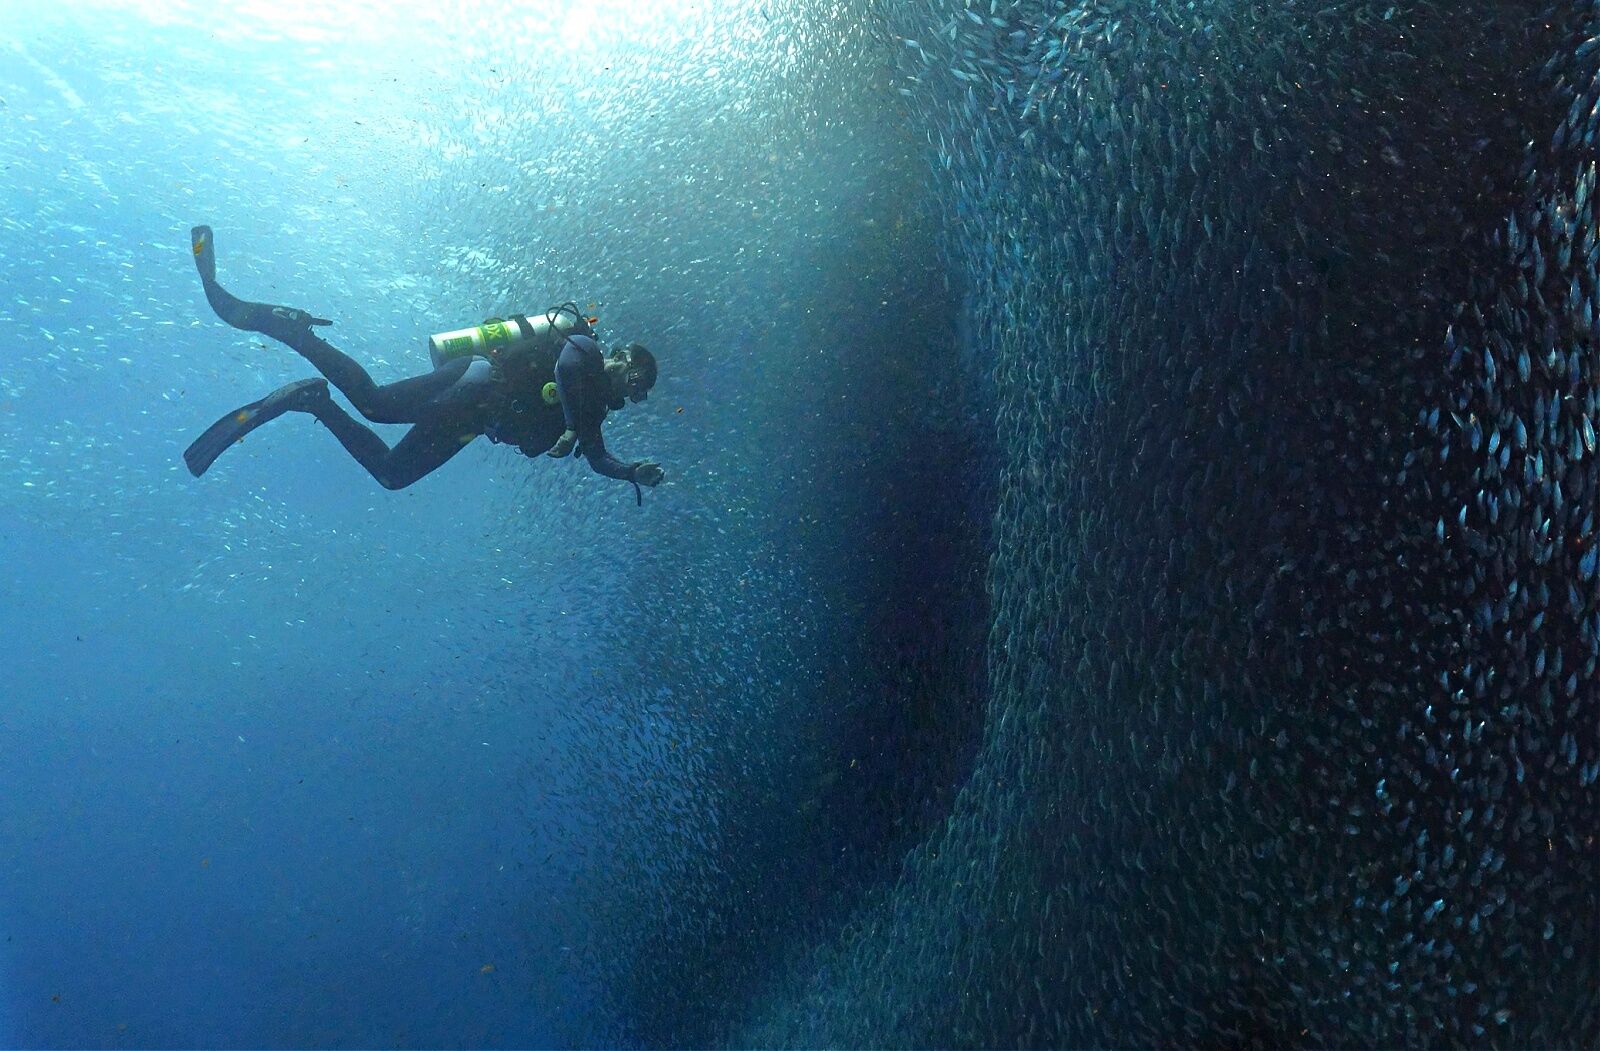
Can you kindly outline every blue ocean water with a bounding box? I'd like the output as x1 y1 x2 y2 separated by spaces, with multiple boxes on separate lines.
3 1 1597 1049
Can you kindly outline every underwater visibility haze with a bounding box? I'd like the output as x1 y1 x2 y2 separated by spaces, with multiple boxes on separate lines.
0 0 1595 1047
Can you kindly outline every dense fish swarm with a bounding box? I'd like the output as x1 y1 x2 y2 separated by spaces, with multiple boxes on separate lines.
731 0 1597 1047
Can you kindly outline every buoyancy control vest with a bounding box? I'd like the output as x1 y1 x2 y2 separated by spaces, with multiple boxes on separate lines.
427 303 595 449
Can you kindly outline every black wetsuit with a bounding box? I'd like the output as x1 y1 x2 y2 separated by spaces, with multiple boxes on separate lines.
271 324 503 489
192 227 638 490
265 323 637 488
550 334 639 481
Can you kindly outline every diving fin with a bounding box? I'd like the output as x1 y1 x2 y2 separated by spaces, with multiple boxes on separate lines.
191 224 218 284
190 225 333 339
184 378 329 477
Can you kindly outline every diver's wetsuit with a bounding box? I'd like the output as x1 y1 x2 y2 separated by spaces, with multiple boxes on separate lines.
189 225 637 489
198 282 501 488
552 334 639 481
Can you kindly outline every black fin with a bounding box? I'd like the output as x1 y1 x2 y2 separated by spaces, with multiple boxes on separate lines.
190 225 217 284
189 224 332 338
184 378 328 477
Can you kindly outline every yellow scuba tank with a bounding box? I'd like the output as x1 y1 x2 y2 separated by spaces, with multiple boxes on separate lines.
427 302 595 369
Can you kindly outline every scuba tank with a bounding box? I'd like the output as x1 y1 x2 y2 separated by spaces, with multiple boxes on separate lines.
427 302 595 370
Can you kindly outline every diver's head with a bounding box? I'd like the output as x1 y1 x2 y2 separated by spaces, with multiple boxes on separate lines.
607 342 657 404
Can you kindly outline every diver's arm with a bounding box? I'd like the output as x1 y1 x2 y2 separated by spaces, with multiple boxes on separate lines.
577 427 641 482
577 428 665 487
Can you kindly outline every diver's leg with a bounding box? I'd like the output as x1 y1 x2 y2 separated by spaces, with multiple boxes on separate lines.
299 367 496 489
338 358 478 424
308 403 478 490
185 366 490 486
190 224 471 423
338 355 497 424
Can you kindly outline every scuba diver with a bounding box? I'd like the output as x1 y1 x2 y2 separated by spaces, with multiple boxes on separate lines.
183 225 665 503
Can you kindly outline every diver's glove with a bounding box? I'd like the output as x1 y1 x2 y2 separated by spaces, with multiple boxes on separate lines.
546 429 577 458
625 461 663 508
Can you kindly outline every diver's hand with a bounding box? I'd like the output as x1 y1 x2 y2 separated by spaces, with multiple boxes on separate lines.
547 430 577 458
632 462 664 487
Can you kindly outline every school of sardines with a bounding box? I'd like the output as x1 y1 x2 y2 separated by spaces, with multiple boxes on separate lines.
738 1 1598 1047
